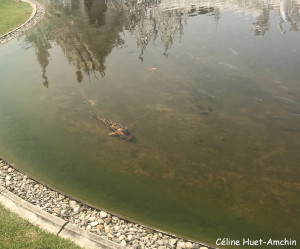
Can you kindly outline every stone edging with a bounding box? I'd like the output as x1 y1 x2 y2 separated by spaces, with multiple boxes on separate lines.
0 0 45 46
0 158 216 249
0 184 122 249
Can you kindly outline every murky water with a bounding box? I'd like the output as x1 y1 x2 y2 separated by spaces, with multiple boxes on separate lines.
0 0 300 247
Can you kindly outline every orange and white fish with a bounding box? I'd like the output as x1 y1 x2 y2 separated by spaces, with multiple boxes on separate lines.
90 112 135 142
147 67 157 71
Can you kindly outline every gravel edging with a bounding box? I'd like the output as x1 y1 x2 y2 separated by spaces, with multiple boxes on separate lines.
0 0 45 46
0 158 215 249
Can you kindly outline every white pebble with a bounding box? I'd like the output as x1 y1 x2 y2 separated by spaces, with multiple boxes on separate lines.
90 221 99 227
185 242 193 248
118 234 125 241
100 211 107 218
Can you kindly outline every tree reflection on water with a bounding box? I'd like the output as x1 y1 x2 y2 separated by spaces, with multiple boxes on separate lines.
25 0 300 87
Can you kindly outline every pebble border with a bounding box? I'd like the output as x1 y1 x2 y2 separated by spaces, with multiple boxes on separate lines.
0 0 45 46
0 158 215 249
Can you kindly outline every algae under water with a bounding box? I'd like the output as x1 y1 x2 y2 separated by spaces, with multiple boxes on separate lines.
0 0 299 247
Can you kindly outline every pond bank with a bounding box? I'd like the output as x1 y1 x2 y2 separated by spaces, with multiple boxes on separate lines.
0 157 214 249
0 0 45 46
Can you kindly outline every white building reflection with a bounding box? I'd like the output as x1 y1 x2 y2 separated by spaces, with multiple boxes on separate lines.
107 0 300 36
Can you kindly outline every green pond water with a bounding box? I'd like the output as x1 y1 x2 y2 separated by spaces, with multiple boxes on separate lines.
0 0 300 247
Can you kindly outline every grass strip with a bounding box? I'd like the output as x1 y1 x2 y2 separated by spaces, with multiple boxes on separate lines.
0 203 84 249
0 0 32 36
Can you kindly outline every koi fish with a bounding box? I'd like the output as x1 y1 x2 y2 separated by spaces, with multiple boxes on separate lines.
90 112 135 141
147 67 157 71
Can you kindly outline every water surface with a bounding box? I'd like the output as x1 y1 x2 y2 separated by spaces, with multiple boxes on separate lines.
0 0 300 247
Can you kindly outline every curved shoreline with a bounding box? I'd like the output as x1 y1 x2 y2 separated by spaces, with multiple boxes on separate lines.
0 1 214 248
0 157 214 249
0 0 45 46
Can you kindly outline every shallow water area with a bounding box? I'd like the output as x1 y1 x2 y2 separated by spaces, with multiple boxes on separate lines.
0 0 300 247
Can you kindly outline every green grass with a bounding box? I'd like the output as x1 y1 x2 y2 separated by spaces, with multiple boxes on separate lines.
0 204 84 249
0 0 33 36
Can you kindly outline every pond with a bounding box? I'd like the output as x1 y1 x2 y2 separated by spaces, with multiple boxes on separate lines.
0 0 299 247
